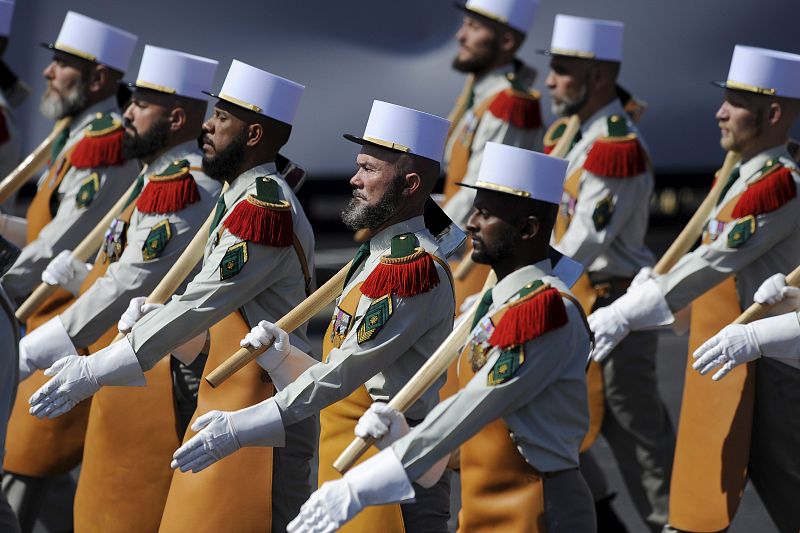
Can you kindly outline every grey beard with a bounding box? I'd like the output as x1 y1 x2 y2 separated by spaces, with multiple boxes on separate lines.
341 177 404 231
39 81 88 120
550 84 589 118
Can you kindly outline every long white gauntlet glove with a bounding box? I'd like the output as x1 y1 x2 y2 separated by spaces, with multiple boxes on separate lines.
286 448 415 533
41 250 92 296
240 320 316 390
753 273 800 314
29 339 146 418
18 316 77 381
171 399 286 473
118 296 164 334
693 312 800 380
588 279 673 362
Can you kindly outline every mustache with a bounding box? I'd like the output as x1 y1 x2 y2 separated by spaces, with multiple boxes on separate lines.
202 134 214 149
351 190 367 201
123 118 138 135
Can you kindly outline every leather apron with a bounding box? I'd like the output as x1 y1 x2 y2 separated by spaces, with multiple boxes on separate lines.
669 190 753 532
553 167 604 452
74 202 179 533
4 148 94 477
158 311 275 533
456 304 545 532
318 283 406 533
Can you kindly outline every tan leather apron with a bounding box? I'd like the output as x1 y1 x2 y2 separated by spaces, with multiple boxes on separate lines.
553 167 605 452
3 148 95 477
669 189 754 531
318 283 406 533
456 305 545 532
159 311 274 533
74 202 179 533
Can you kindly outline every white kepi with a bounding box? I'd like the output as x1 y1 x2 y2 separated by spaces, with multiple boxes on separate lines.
544 14 623 62
344 100 450 163
0 0 14 37
459 141 567 204
206 60 304 125
457 0 540 34
132 45 218 100
40 11 138 73
714 45 800 99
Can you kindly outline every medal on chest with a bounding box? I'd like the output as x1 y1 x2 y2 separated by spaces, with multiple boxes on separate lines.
468 315 496 372
457 111 477 145
560 190 577 228
101 218 127 263
328 305 354 349
705 219 725 242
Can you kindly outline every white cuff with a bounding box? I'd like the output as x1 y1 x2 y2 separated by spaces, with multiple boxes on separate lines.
232 398 286 448
346 448 416 507
265 345 317 391
618 279 674 330
751 312 800 359
88 338 146 387
20 316 77 368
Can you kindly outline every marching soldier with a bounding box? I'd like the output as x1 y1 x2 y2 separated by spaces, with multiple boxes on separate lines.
542 14 673 531
170 101 457 533
29 60 317 533
0 12 139 530
443 0 545 313
288 142 595 533
16 45 222 532
588 45 800 533
693 272 800 379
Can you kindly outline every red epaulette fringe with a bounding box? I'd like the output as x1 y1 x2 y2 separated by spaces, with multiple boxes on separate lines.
136 175 200 214
488 287 568 349
731 166 797 218
69 128 125 169
488 89 543 130
360 249 440 298
583 137 647 178
222 196 294 247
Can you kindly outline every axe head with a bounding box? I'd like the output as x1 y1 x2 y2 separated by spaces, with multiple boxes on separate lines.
424 198 466 259
276 154 308 193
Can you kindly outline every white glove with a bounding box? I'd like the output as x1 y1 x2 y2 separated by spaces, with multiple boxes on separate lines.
588 279 673 362
630 266 654 288
753 273 800 314
29 339 146 418
354 402 410 450
693 312 800 380
18 316 76 382
241 320 291 370
171 399 286 473
118 296 164 334
0 210 27 248
41 250 91 296
287 448 415 533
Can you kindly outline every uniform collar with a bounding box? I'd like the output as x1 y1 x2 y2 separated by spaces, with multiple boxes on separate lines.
146 140 201 176
473 63 515 101
491 259 553 307
70 97 120 135
368 216 426 255
223 161 279 205
580 99 626 139
739 144 791 182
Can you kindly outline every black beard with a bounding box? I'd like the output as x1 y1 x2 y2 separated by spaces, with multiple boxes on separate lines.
451 39 500 74
121 117 171 160
202 132 246 181
471 231 515 265
341 175 404 231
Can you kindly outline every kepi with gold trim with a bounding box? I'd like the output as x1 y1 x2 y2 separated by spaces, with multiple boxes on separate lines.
542 14 623 62
713 45 800 99
455 0 540 34
128 45 218 100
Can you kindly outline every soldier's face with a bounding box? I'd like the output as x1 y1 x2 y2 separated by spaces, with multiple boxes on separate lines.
121 91 172 160
466 190 519 264
342 148 406 230
453 16 500 73
546 57 592 117
40 52 90 120
716 90 764 153
201 105 248 180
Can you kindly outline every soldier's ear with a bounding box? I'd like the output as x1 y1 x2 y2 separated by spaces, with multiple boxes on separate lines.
88 64 109 93
767 101 783 127
519 215 540 241
169 107 187 132
246 122 264 147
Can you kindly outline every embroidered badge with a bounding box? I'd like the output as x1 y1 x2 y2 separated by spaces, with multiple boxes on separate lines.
329 306 354 349
101 217 127 263
468 315 496 372
592 194 614 231
357 294 393 345
727 215 756 248
487 345 525 386
75 173 100 208
219 241 249 280
142 220 172 261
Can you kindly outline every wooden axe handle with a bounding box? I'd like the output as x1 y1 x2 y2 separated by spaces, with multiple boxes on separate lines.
0 117 71 203
204 260 353 388
332 269 498 474
733 265 800 325
653 151 740 275
452 115 580 282
15 174 142 322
